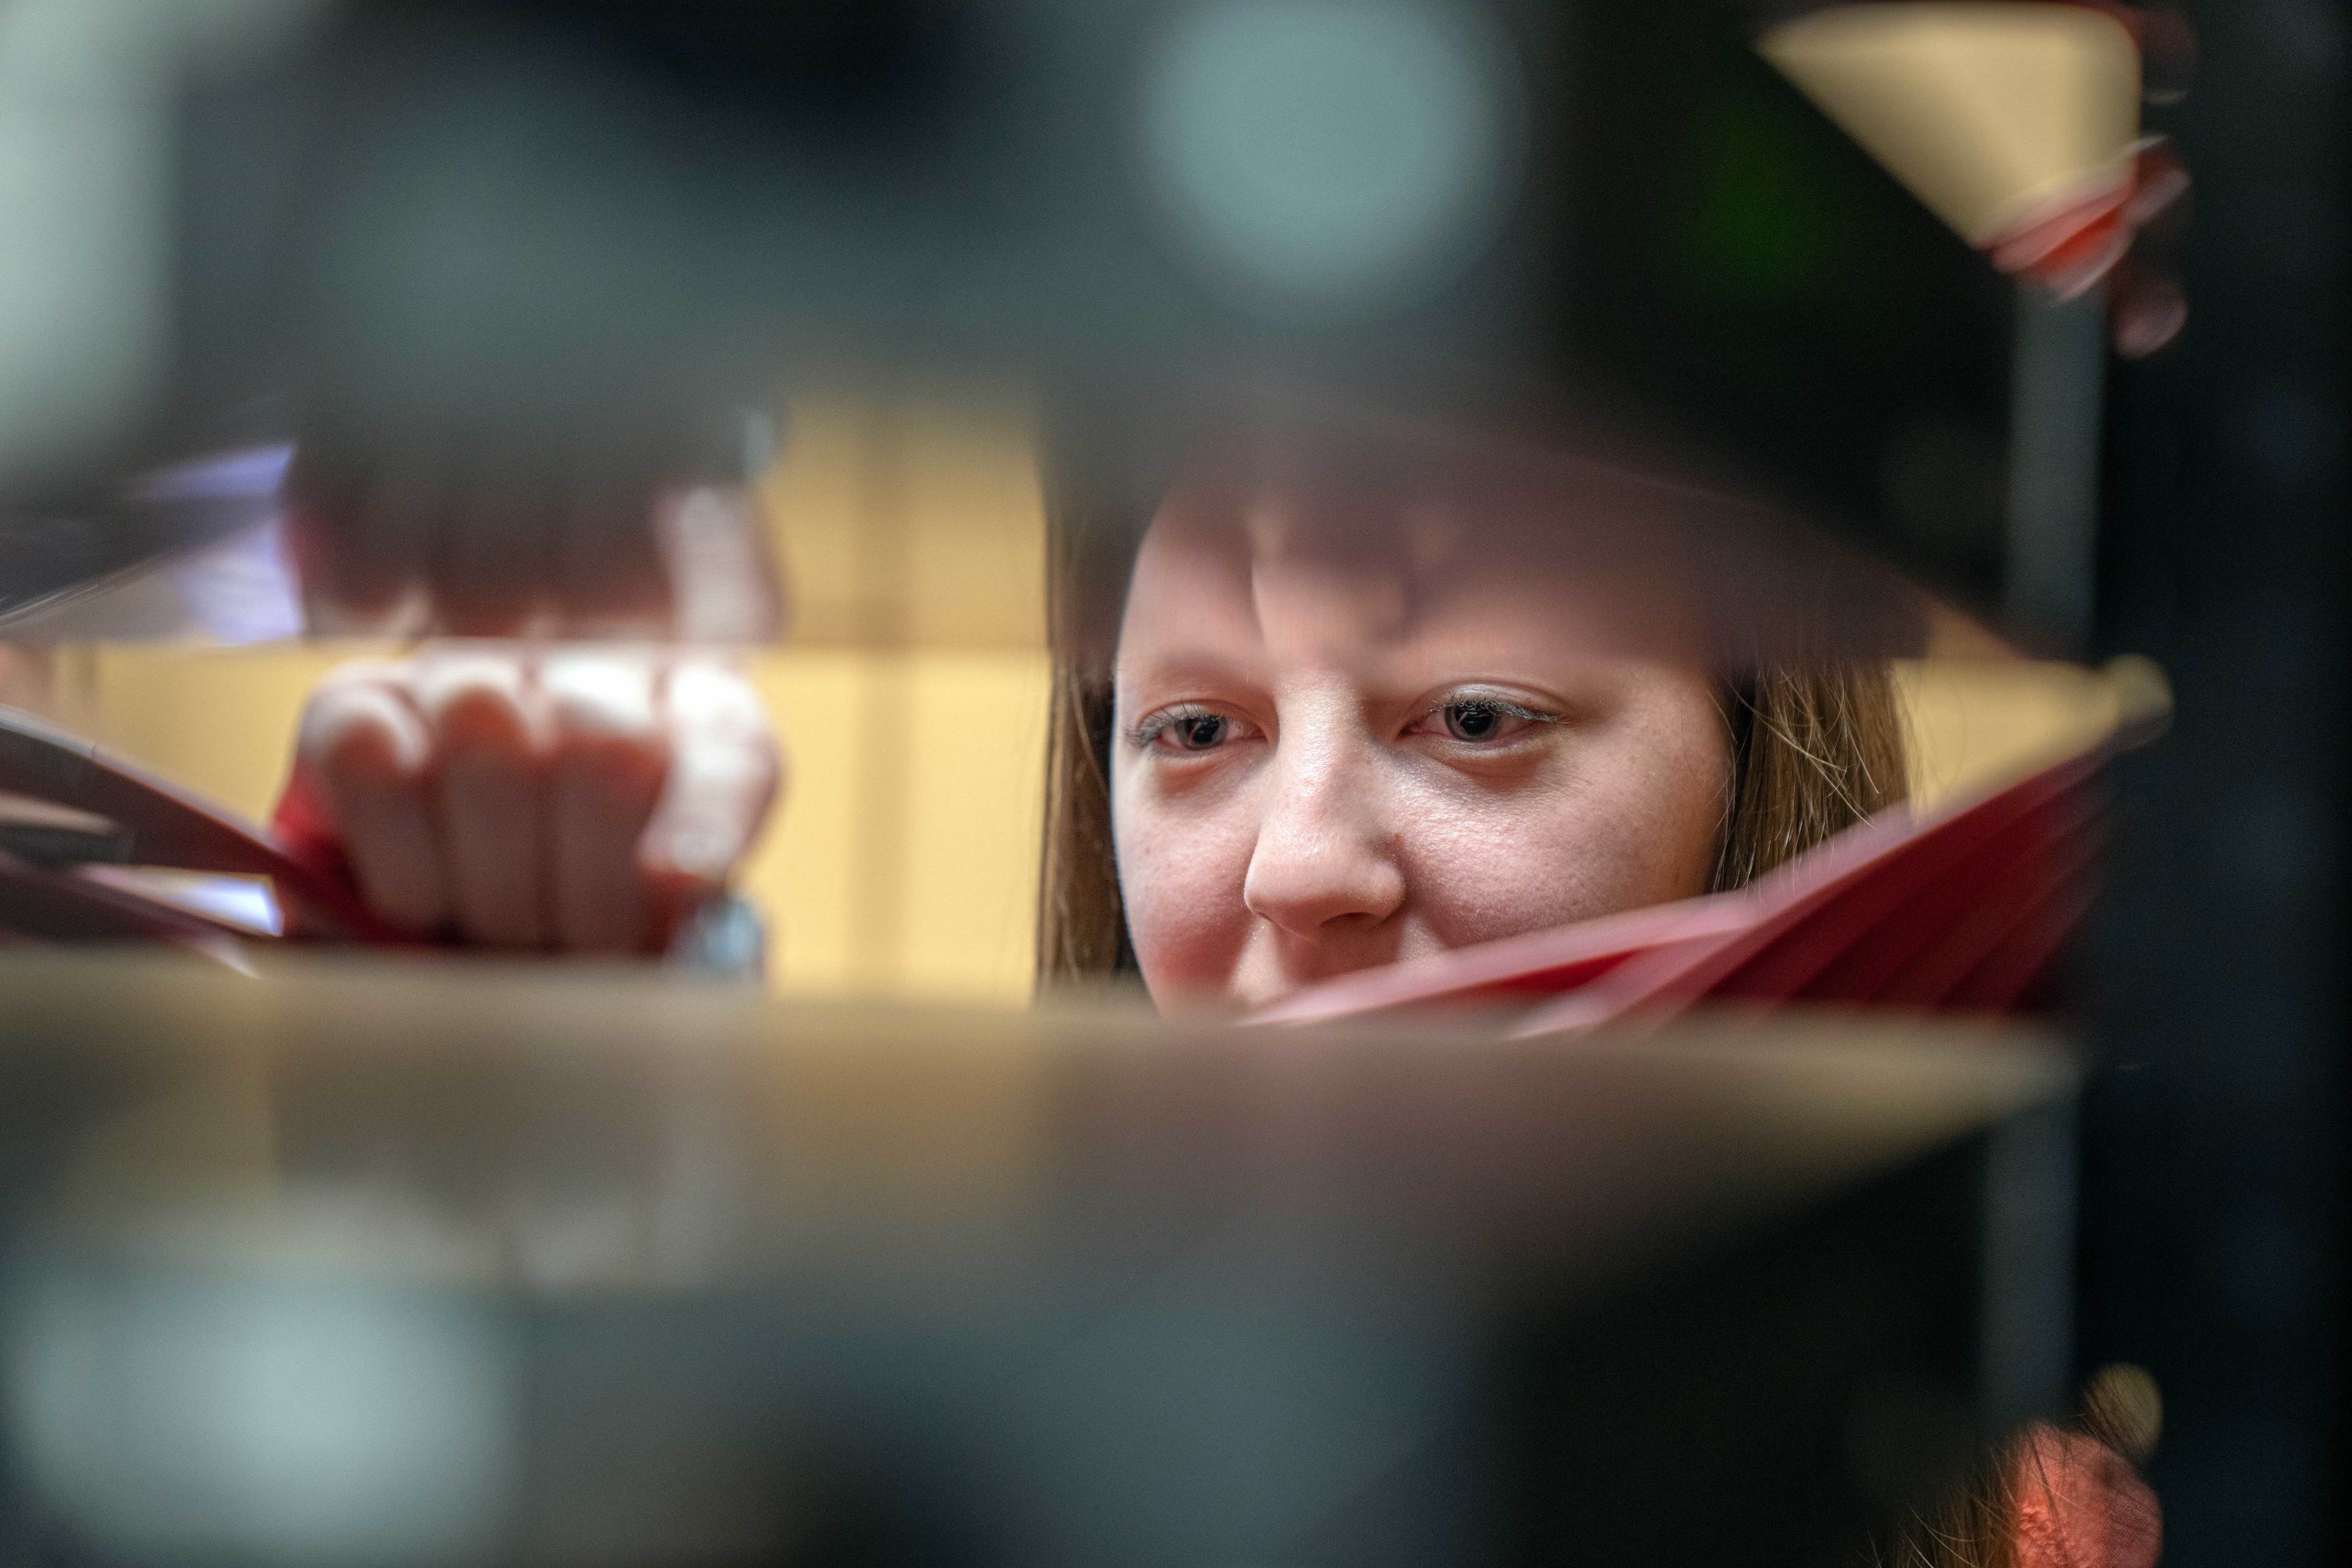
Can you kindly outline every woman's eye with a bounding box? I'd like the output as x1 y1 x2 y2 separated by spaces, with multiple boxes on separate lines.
1443 701 1505 742
1170 714 1228 750
1133 707 1254 754
1417 695 1558 746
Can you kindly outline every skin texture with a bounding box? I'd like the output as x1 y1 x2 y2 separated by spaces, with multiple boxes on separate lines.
291 650 780 952
1110 485 1732 1013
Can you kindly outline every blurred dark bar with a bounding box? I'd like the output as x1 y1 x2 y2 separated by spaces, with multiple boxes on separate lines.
2082 1 2348 1560
0 954 2078 1567
142 0 2015 636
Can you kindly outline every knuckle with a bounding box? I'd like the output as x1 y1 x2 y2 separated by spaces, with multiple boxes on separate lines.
543 652 661 741
669 658 766 724
301 687 420 778
420 658 536 750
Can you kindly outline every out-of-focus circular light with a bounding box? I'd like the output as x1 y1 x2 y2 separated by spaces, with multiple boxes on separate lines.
1140 0 1523 322
8 1257 518 1567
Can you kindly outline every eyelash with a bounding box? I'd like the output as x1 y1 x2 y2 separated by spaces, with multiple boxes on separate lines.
1126 693 1562 754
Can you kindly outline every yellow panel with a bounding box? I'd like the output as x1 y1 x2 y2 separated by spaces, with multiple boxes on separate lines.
741 650 869 995
894 651 1051 1002
1894 657 2125 810
763 395 1047 651
1761 1 2141 243
62 643 377 820
761 401 881 647
900 406 1049 652
743 648 1050 1004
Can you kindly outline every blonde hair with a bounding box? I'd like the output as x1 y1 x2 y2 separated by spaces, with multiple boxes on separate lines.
1031 485 1909 992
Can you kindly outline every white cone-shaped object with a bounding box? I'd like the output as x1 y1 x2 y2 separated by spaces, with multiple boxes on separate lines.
1759 2 2142 247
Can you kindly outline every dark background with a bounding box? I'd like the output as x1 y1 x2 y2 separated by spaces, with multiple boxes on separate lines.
2086 2 2347 1562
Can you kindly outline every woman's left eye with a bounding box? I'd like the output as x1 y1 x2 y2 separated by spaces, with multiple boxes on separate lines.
1416 696 1556 745
1443 700 1507 742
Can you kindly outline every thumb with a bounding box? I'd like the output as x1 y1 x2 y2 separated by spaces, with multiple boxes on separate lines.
641 659 781 930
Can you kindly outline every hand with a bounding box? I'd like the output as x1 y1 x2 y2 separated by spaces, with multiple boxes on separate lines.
286 650 781 953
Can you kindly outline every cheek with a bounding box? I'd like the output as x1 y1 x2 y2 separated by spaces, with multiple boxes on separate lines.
1396 703 1729 942
1578 703 1732 904
1110 765 1259 997
1379 805 1565 941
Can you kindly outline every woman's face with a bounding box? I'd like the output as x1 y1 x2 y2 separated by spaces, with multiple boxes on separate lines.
1110 480 1732 1012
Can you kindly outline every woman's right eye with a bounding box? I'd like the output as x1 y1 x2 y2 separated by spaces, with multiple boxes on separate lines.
1132 706 1256 755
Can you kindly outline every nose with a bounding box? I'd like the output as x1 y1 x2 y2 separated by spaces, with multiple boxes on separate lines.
1241 719 1406 941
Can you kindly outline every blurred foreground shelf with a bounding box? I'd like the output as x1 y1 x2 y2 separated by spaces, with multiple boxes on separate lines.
0 952 2078 1567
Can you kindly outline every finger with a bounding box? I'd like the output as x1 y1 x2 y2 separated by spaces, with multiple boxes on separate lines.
656 484 785 642
419 651 549 948
642 660 780 933
295 665 447 935
543 651 669 953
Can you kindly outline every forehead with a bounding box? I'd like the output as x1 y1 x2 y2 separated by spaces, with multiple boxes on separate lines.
1117 470 1709 670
